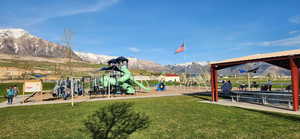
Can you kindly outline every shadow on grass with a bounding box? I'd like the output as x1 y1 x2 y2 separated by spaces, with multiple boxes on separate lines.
183 92 212 101
185 92 300 122
236 107 300 122
184 92 230 101
42 97 61 101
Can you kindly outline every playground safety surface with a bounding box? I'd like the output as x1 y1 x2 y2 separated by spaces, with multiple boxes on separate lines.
0 86 208 108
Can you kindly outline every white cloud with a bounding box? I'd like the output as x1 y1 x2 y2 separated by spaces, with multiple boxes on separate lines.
241 35 300 47
60 0 119 17
128 47 140 53
289 30 300 34
24 0 120 26
289 15 300 24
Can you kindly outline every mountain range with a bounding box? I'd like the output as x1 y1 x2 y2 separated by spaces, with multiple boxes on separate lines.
0 28 290 76
0 28 168 72
218 62 290 76
167 61 290 76
75 51 169 72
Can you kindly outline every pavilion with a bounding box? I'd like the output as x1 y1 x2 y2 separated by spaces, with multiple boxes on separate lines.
210 49 300 111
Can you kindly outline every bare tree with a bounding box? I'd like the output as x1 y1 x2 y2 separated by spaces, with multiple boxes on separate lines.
21 61 33 80
61 28 74 76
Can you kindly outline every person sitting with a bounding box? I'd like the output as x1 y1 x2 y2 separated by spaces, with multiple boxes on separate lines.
239 84 248 91
251 81 259 90
260 84 268 91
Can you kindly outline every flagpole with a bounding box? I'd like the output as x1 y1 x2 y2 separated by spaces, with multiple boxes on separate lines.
175 41 186 90
183 40 187 92
184 53 186 91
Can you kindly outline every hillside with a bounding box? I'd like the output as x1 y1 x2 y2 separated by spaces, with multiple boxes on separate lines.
218 62 290 76
0 28 170 73
0 28 80 60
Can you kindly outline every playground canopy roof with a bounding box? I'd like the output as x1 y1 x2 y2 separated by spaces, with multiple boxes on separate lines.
209 49 300 111
210 49 300 70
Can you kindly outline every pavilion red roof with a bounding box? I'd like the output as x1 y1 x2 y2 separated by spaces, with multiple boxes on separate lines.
165 73 179 77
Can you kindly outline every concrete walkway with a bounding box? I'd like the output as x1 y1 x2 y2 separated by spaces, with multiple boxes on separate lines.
0 93 185 108
0 95 30 107
200 99 300 115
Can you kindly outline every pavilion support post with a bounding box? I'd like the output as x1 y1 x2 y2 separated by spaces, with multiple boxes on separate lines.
210 65 218 102
210 67 215 101
289 58 299 111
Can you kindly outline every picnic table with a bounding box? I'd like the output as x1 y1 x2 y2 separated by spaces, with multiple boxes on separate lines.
231 91 293 108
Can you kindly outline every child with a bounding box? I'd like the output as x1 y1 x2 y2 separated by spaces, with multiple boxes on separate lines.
13 85 19 97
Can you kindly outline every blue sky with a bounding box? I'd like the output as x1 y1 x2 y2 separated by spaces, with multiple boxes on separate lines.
1 0 300 65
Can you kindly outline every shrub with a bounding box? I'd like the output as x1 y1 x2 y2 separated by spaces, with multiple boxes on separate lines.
84 102 150 139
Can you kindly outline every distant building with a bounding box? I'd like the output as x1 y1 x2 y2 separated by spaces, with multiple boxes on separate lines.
134 76 161 81
134 76 151 81
252 75 265 79
159 73 180 82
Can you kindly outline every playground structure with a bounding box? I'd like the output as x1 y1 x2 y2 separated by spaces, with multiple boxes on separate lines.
90 56 150 95
52 77 84 100
17 56 212 104
51 56 151 100
156 82 166 91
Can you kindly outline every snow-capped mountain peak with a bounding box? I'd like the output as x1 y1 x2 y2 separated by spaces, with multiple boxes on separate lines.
75 51 168 72
0 28 30 39
0 28 80 59
74 51 116 64
174 61 208 67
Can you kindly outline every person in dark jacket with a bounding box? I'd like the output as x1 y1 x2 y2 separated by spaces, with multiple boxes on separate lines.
221 80 232 96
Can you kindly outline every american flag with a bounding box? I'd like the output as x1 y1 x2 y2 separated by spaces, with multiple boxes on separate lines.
175 43 185 54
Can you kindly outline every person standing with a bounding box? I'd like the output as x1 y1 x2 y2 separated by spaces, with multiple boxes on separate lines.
7 86 15 104
267 80 272 91
222 80 232 96
13 85 19 97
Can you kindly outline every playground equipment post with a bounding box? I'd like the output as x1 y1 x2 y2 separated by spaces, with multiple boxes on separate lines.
248 72 251 91
108 75 111 98
71 78 74 107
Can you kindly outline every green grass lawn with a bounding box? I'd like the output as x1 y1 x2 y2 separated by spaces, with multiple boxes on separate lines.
0 97 6 102
0 95 300 138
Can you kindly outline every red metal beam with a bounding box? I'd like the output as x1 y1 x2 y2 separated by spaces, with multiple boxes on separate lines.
210 66 218 102
289 57 299 111
210 66 215 101
214 68 218 101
